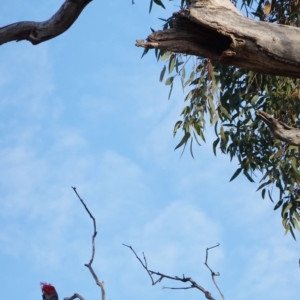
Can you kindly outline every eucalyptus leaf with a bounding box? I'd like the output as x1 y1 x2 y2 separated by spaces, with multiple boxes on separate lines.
274 198 283 210
159 65 166 82
174 131 191 150
229 167 242 182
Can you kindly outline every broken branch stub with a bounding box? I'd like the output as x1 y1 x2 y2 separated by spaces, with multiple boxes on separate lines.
136 0 300 77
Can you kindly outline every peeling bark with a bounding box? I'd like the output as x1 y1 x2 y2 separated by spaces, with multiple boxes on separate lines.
136 0 300 78
0 0 92 45
256 110 300 146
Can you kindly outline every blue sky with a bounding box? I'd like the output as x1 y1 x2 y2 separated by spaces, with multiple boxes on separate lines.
0 1 299 299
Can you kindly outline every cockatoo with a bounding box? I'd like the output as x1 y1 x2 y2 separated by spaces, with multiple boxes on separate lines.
41 283 58 300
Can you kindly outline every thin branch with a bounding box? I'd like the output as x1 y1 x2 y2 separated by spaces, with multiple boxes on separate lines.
122 244 156 284
123 244 216 300
163 286 193 290
204 243 224 300
71 186 106 300
204 244 220 274
64 293 85 300
72 185 97 263
0 0 92 46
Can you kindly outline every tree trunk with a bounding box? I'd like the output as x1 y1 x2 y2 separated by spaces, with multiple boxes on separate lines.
136 0 300 78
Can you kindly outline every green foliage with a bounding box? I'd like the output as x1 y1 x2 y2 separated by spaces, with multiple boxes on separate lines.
149 0 166 13
148 0 300 237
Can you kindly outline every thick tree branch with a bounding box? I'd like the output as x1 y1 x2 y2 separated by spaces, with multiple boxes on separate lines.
256 111 300 146
136 0 300 77
0 0 92 45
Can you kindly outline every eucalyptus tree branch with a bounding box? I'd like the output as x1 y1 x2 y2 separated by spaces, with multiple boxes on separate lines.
69 186 106 300
204 243 224 300
256 111 300 146
123 243 217 300
0 0 92 46
64 293 85 300
136 0 300 77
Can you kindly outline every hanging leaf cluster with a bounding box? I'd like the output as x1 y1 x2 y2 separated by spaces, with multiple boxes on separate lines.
148 0 300 238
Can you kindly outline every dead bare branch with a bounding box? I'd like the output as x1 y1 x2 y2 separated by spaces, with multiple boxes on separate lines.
64 293 85 300
0 0 92 46
163 286 194 290
204 243 224 300
70 186 106 300
123 243 217 300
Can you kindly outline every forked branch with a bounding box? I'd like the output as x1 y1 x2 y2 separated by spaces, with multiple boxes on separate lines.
123 243 223 300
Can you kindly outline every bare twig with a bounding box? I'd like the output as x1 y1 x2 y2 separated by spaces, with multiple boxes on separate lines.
64 293 85 300
123 244 216 300
70 186 106 300
163 286 193 290
204 243 224 300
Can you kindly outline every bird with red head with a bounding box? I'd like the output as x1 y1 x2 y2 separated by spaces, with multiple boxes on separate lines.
41 283 58 300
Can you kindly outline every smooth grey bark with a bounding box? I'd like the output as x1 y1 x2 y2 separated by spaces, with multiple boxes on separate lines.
136 0 300 78
0 0 92 45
